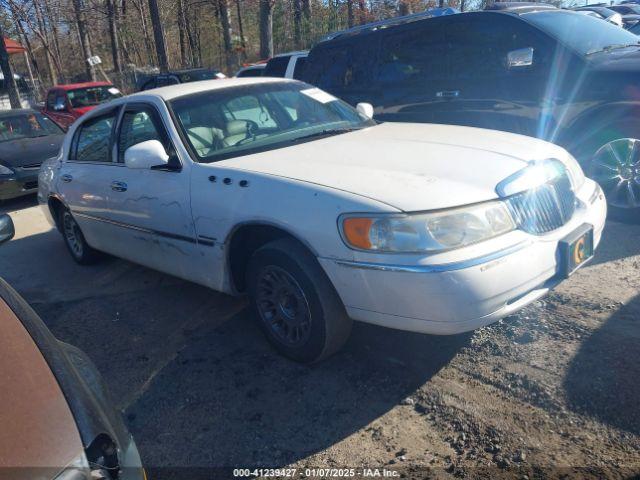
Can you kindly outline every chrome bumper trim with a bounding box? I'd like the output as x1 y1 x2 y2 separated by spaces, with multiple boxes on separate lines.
327 241 532 273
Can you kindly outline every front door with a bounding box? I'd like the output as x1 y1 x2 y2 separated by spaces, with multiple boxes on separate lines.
435 13 555 138
105 102 197 279
46 90 76 130
57 108 120 253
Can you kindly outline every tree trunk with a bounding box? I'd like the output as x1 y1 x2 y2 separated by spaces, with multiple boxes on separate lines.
0 28 22 109
398 0 412 16
357 0 366 25
72 0 97 81
236 0 247 61
347 0 355 27
12 9 43 93
293 0 302 48
177 0 189 67
148 0 169 71
107 0 123 73
460 0 465 11
217 0 235 74
259 0 273 60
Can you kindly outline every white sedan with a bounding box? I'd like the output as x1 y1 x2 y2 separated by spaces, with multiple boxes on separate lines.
39 78 607 362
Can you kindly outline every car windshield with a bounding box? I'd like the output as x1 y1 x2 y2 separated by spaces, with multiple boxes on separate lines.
524 10 640 55
0 112 62 143
170 81 375 162
67 85 122 108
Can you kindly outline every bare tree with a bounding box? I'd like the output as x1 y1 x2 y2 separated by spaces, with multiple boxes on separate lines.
347 0 354 27
148 0 168 71
259 0 273 59
0 26 22 108
293 0 302 48
235 0 246 61
216 0 235 73
72 0 97 80
106 0 123 73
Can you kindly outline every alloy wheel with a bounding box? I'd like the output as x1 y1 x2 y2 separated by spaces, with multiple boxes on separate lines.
590 138 640 209
63 212 84 258
255 265 312 347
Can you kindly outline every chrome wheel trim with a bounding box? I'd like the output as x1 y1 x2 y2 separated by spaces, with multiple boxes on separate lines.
255 265 312 348
63 212 84 258
590 138 640 209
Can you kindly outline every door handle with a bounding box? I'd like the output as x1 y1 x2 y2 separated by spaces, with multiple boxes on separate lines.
61 174 73 183
436 90 461 98
111 181 128 192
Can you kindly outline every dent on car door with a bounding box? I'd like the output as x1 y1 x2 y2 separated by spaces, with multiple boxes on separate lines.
105 104 197 277
439 14 554 137
58 109 120 252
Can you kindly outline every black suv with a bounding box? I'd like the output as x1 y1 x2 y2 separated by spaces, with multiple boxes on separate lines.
303 9 640 215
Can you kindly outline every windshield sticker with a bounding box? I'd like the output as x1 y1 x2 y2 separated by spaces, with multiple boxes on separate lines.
301 88 337 104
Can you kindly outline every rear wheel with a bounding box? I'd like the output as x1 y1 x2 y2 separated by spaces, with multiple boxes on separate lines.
60 208 102 264
247 238 352 363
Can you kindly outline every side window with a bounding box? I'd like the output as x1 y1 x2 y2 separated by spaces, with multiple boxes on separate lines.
313 44 371 92
73 111 117 162
447 16 549 79
376 23 448 87
292 57 307 80
46 91 57 110
142 79 157 91
118 107 168 161
223 95 277 128
263 56 290 77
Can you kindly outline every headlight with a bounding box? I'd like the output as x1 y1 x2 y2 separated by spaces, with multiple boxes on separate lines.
340 201 516 253
0 164 14 175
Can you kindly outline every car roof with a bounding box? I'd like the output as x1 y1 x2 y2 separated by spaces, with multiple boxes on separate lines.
54 81 112 91
484 2 557 12
126 77 296 101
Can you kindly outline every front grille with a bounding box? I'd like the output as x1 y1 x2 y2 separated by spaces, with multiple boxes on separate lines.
506 173 576 235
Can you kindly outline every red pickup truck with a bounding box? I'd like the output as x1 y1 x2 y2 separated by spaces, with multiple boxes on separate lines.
41 81 123 130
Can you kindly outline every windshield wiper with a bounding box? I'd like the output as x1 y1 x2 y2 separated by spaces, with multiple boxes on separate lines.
586 43 640 55
289 127 361 143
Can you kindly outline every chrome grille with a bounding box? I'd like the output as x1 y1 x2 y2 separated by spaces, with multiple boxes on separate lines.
506 173 576 235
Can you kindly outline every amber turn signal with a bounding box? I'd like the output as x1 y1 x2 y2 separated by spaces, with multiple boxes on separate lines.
342 217 373 250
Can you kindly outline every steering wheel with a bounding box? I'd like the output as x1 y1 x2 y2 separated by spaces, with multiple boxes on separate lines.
234 120 259 146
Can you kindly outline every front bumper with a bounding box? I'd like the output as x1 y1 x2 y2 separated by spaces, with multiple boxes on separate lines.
0 169 39 201
319 179 607 335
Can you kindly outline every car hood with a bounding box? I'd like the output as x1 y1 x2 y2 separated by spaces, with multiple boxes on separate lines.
0 296 83 475
71 106 95 115
223 122 566 211
0 134 64 168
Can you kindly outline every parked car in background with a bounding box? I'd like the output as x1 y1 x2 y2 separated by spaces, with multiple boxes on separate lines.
608 3 640 15
303 9 640 216
0 214 144 480
263 51 308 79
42 82 122 130
137 67 226 91
39 78 606 362
0 109 64 201
572 6 623 26
235 63 266 77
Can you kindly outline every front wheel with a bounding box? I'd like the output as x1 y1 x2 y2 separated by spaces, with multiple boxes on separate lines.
589 138 640 219
247 238 352 363
60 208 102 264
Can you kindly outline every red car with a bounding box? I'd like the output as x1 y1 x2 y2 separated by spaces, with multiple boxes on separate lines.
41 82 123 130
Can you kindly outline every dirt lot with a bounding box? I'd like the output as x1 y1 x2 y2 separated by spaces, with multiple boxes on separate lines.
1 196 639 479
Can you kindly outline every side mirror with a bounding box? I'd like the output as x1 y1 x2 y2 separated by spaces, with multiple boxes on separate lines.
53 101 67 112
124 140 169 170
506 47 534 69
356 102 374 120
0 214 15 245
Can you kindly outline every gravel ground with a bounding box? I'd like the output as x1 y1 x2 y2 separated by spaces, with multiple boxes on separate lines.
1 197 639 479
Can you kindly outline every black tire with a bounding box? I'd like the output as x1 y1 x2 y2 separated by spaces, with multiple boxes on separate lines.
575 120 640 223
59 207 102 265
246 237 352 363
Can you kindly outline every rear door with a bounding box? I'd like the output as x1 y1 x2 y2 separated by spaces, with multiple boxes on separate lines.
57 108 120 252
372 19 450 123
